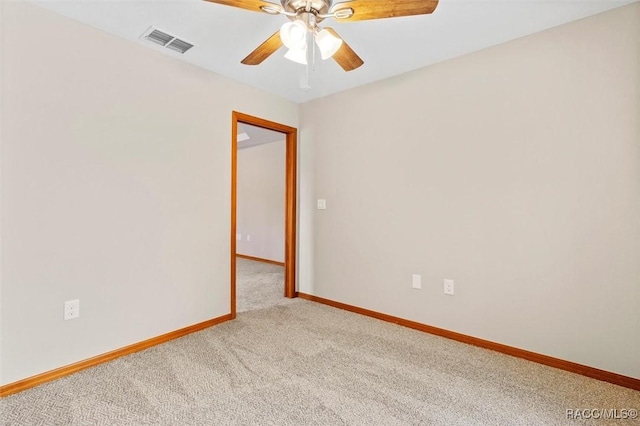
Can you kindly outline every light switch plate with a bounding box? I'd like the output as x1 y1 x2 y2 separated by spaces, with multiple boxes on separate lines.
412 274 422 289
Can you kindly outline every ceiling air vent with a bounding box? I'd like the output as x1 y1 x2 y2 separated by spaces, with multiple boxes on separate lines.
141 27 194 54
166 38 194 54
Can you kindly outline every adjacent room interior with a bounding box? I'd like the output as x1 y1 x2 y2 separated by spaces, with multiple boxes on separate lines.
1 0 639 423
235 123 287 313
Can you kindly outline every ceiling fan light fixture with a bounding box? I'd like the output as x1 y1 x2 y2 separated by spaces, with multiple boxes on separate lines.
280 20 308 50
284 47 307 65
315 28 343 60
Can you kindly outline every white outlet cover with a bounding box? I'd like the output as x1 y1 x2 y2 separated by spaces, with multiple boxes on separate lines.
64 299 80 320
444 279 455 296
246 234 251 242
317 199 326 210
412 274 422 289
236 233 241 241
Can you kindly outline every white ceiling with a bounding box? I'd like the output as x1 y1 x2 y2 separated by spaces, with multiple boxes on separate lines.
29 0 637 103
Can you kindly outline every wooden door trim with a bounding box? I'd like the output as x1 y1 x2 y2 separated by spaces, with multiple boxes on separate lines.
231 112 297 319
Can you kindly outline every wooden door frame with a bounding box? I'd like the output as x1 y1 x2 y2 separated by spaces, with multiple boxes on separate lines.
231 111 298 319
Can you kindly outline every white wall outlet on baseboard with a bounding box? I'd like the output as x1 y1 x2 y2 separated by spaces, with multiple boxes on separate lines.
412 274 422 289
317 199 326 210
444 279 454 296
64 299 80 320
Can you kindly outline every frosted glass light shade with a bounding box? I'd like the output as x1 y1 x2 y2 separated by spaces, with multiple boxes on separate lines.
280 20 308 51
284 48 307 65
315 28 343 60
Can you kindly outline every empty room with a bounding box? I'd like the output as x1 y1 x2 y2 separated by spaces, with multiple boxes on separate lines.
1 0 639 424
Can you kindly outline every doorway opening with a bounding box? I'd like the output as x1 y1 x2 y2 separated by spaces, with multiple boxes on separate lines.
231 112 297 319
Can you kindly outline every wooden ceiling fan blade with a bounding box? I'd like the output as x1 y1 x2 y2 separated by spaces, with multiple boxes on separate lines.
332 0 439 22
325 28 363 72
202 0 281 14
241 31 283 65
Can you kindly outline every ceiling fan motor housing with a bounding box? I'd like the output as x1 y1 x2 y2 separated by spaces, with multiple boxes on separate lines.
282 0 331 22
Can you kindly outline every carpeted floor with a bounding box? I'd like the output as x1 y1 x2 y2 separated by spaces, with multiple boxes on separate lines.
236 258 286 313
1 289 639 425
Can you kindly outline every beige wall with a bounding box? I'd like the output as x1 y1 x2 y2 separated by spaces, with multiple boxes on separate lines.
1 0 638 388
0 1 298 385
237 141 286 262
0 0 4 379
301 3 640 379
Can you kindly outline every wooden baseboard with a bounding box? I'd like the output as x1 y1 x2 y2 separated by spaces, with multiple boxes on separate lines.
236 253 285 267
297 293 640 391
0 313 233 397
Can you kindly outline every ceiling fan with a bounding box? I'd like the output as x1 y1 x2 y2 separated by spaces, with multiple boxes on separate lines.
203 0 439 71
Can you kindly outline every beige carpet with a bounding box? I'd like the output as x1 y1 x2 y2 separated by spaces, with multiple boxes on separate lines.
1 298 638 425
236 257 287 313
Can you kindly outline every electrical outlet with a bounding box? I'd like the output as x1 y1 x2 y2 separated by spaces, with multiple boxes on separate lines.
64 299 80 320
317 199 326 210
412 274 422 289
246 234 251 242
444 279 454 296
236 233 241 241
